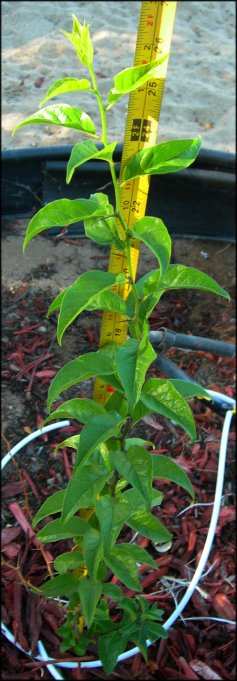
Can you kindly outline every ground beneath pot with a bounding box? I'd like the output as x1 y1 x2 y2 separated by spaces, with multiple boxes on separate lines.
1 224 236 680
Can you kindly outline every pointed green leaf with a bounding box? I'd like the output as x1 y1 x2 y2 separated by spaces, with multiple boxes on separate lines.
160 264 230 300
23 196 107 250
83 529 103 578
110 446 153 507
32 490 65 528
123 487 164 510
45 398 106 425
54 550 83 574
107 57 167 109
63 16 94 68
40 573 79 598
125 437 154 450
102 583 123 601
104 549 141 592
131 217 171 277
98 630 128 674
54 434 81 452
122 137 202 182
128 510 172 544
115 543 156 568
144 620 168 642
152 454 194 500
106 392 128 418
115 336 156 409
132 621 149 660
47 344 116 409
37 516 90 543
95 495 114 550
98 631 131 674
13 104 96 137
57 270 126 344
141 378 197 441
66 141 117 183
40 77 91 106
62 462 110 522
88 289 129 316
169 379 211 401
47 290 65 317
84 192 124 249
77 412 124 465
78 578 102 628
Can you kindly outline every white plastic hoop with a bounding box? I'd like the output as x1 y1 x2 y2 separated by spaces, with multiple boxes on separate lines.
1 392 235 678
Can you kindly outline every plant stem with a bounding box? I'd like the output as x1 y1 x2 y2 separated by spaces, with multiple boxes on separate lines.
90 66 139 330
89 67 120 213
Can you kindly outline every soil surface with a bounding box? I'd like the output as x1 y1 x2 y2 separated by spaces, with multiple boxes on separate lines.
1 224 236 680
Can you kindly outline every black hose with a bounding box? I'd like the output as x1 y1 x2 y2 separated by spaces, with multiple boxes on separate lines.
155 354 193 382
155 354 234 413
149 329 235 357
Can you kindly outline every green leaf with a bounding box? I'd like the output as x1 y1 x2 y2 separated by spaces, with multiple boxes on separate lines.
23 196 107 250
106 392 128 418
84 191 123 249
47 344 116 409
54 434 81 452
13 104 96 137
63 16 94 68
45 398 106 425
37 516 90 543
125 437 154 450
88 289 129 316
132 621 148 660
123 487 164 510
78 578 102 628
114 543 156 568
47 290 65 317
160 264 230 300
83 529 103 578
110 446 153 507
128 510 172 544
107 57 167 109
57 270 126 344
54 550 83 574
95 495 114 550
62 462 110 522
98 630 129 674
152 454 194 500
102 583 123 601
32 490 65 528
77 412 124 465
40 573 79 598
104 548 141 592
115 336 156 409
169 379 211 401
66 142 117 183
122 137 202 182
131 217 171 277
141 378 197 440
40 77 91 106
134 620 167 657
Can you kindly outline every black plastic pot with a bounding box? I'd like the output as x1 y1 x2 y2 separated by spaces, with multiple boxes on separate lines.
2 145 235 241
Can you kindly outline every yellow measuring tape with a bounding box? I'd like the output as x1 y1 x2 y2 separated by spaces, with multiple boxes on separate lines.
94 1 177 404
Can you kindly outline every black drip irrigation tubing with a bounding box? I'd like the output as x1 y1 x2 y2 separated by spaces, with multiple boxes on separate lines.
149 328 235 414
149 329 235 357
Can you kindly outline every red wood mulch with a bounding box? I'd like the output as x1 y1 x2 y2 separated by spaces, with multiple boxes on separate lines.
1 281 236 680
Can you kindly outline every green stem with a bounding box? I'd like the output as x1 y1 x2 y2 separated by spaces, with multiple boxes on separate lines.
89 66 140 335
89 67 120 213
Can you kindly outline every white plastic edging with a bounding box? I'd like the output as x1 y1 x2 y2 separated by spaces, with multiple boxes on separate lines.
1 394 235 678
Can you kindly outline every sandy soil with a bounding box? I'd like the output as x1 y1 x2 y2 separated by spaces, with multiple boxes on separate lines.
2 0 235 152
